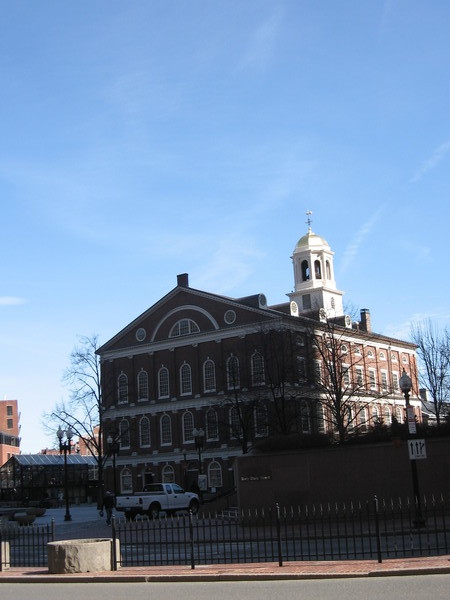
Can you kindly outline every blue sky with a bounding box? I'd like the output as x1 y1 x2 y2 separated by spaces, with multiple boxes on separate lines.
1 1 449 453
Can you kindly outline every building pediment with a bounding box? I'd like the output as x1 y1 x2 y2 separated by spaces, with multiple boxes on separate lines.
97 277 280 358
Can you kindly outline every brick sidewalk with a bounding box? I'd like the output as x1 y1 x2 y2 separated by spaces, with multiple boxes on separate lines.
1 555 449 583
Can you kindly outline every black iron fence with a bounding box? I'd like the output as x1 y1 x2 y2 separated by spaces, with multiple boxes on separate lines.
1 495 449 570
112 494 450 569
0 521 54 569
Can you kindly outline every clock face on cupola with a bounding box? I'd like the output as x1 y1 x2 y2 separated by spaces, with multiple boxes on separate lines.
287 210 344 318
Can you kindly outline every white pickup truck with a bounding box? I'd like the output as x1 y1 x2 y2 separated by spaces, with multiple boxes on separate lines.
115 483 200 519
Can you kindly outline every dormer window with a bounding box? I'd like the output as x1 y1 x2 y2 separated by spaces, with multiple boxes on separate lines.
169 318 200 338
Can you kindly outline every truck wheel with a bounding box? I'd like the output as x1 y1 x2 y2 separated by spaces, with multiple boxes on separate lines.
148 503 161 519
189 499 199 515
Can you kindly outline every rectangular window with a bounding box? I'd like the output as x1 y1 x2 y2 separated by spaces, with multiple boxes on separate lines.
314 360 322 384
7 419 13 429
302 294 311 310
297 357 307 382
392 371 399 391
369 369 377 390
6 405 13 416
381 371 388 391
356 367 364 388
343 364 350 386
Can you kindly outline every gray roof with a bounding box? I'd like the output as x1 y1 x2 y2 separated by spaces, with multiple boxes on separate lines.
12 454 98 467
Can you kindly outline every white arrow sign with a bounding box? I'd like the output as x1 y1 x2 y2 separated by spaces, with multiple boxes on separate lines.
408 438 427 460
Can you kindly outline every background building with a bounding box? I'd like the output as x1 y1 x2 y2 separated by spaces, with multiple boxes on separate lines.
97 224 421 497
0 398 20 466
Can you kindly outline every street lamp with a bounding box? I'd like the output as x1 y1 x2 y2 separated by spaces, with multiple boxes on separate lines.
399 369 425 526
107 434 119 497
57 425 73 522
193 428 205 474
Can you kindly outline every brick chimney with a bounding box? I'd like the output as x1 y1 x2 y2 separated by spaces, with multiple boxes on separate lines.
177 273 189 287
360 308 371 332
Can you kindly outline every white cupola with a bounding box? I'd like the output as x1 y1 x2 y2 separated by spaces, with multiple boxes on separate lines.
287 212 344 318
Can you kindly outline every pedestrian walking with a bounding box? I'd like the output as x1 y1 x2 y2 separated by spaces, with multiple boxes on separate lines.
102 491 115 525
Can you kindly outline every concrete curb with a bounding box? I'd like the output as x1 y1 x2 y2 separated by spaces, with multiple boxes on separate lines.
1 565 450 584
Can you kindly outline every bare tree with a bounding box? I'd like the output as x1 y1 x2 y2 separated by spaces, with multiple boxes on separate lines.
44 334 108 506
219 354 260 454
411 320 450 428
306 317 390 443
254 325 309 436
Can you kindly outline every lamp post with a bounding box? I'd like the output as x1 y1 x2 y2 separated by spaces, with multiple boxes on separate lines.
107 434 119 497
193 428 205 474
399 369 425 526
57 426 73 522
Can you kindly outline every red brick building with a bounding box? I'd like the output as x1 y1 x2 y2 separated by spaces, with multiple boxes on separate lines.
97 223 421 497
0 398 20 466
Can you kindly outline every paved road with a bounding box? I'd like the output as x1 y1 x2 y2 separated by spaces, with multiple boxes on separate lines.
1 575 450 600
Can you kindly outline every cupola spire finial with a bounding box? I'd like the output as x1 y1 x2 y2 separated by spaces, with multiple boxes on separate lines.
305 209 313 232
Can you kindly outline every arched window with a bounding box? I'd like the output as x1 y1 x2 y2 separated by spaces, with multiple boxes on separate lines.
251 351 265 386
183 411 195 443
169 319 200 338
227 355 240 389
359 407 368 432
395 406 403 423
372 405 380 424
255 405 268 437
301 259 310 281
206 408 219 440
203 359 216 392
383 404 392 424
139 416 151 448
158 367 169 399
180 362 192 395
314 259 322 279
118 373 128 404
119 419 130 449
326 260 331 280
162 464 175 483
137 370 149 401
120 467 133 493
229 407 242 439
160 414 172 445
208 461 223 488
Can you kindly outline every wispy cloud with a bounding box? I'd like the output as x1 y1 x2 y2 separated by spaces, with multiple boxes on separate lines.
384 310 450 340
410 141 450 183
0 297 27 306
239 10 283 71
339 208 384 274
193 234 263 295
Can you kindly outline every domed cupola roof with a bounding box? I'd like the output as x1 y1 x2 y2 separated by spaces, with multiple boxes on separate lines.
294 228 330 252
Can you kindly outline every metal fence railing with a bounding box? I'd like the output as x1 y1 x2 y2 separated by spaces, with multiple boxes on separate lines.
1 494 449 571
0 521 54 570
111 494 450 569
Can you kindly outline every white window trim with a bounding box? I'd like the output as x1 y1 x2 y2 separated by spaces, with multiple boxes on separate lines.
180 362 193 396
139 416 151 448
158 366 170 399
182 411 195 444
160 414 172 446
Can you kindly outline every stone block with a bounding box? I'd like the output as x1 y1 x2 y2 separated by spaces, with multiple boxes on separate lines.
0 541 10 571
47 538 117 573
